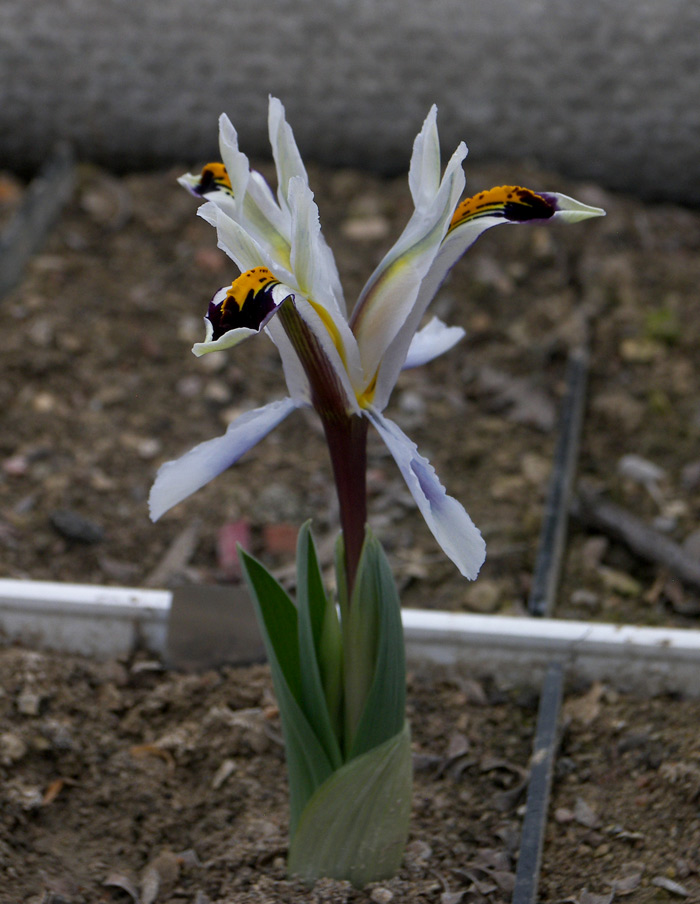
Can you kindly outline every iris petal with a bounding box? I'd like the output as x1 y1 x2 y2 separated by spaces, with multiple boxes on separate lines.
149 397 301 521
402 317 465 370
365 408 486 579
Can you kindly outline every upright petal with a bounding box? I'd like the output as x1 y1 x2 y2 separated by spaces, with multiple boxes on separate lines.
350 142 467 394
287 177 364 391
365 408 485 579
218 114 253 202
149 397 301 521
269 96 309 213
408 105 442 212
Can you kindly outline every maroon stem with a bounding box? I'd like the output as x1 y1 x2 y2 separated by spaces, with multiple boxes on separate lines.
321 413 368 596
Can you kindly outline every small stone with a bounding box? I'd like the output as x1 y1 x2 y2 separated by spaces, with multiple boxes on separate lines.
33 392 57 413
651 876 690 897
619 337 663 363
680 461 700 491
554 806 575 823
7 782 44 811
16 689 42 716
464 579 502 613
0 731 27 765
50 509 104 543
176 374 203 398
341 215 391 241
521 452 550 487
204 380 231 403
598 566 642 598
211 759 237 790
404 839 432 865
2 454 29 476
398 390 426 417
370 887 394 904
136 438 161 460
618 453 666 487
574 796 601 828
490 474 527 500
570 589 600 610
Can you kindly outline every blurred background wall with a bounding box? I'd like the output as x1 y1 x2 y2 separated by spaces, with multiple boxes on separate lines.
1 0 698 202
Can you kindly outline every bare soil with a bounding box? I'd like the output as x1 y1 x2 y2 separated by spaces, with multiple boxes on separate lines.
1 161 700 903
1 647 699 904
1 160 699 622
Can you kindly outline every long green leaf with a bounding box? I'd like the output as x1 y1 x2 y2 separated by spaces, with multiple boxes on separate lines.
296 523 343 769
342 534 380 755
288 721 412 887
348 531 406 759
239 550 334 833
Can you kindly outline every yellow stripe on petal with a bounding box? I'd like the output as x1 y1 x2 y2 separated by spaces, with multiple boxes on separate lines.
307 300 346 367
356 370 378 409
449 185 555 232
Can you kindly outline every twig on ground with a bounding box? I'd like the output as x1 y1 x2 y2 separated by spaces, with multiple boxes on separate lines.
571 487 700 590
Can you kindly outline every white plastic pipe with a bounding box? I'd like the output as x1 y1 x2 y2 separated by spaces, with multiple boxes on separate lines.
1 578 699 695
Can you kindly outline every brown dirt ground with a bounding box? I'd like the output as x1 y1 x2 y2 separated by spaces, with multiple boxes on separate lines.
1 160 699 622
1 161 700 903
1 648 699 904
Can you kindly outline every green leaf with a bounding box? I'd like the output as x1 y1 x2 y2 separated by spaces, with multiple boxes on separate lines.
347 532 406 759
288 721 413 887
296 522 343 770
342 534 379 755
239 549 334 834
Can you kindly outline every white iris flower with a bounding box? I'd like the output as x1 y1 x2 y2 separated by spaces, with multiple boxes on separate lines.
149 98 604 580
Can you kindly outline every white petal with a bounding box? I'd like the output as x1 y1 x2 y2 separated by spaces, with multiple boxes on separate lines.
265 317 311 404
408 105 442 211
149 397 300 521
268 96 309 212
544 191 606 223
351 142 466 385
203 201 296 282
402 317 465 369
365 408 485 579
218 113 252 200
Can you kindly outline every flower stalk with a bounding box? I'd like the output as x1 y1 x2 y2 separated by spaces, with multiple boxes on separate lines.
321 413 368 598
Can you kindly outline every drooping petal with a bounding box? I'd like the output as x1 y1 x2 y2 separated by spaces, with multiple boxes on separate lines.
365 408 485 579
370 186 605 411
408 105 442 212
179 162 234 199
402 317 465 370
149 397 301 521
350 142 467 394
192 268 294 357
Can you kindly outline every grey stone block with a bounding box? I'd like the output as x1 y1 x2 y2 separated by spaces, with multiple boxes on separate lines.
1 0 698 202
